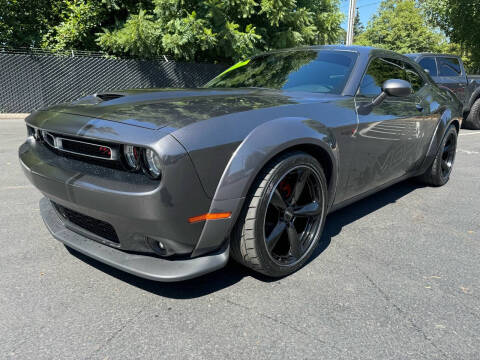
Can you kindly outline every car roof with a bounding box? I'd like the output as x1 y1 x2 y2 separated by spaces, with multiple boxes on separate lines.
307 45 375 54
406 53 460 59
254 44 407 59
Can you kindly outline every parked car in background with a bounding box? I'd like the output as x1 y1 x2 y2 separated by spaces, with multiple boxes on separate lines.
407 53 480 129
19 46 462 281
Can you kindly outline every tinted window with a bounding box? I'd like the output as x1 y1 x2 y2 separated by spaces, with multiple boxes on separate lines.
438 57 462 76
205 50 358 94
419 57 437 76
404 63 425 92
359 58 425 97
359 58 407 96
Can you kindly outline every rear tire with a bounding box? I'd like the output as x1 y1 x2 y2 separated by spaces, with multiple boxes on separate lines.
418 125 457 187
230 151 328 278
464 98 480 130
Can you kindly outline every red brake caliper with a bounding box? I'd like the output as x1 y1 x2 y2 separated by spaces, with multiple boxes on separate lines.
278 180 292 199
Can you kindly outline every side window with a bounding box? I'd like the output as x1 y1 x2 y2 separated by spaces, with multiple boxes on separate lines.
418 57 438 76
359 58 407 97
404 63 426 92
438 57 462 76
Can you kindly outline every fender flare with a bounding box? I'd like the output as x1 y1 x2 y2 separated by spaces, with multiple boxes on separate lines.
421 107 460 172
191 117 339 257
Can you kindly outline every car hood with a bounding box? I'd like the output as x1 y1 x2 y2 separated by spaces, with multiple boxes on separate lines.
41 88 311 130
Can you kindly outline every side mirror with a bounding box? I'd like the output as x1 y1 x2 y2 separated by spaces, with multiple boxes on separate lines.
357 79 412 115
382 79 412 97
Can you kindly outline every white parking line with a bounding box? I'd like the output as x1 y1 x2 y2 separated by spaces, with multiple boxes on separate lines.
0 185 34 190
458 149 479 154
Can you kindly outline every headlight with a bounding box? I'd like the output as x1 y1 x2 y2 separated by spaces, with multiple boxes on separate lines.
123 145 141 170
143 149 162 179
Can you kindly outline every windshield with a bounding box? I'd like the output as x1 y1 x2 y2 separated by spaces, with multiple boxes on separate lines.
205 50 358 94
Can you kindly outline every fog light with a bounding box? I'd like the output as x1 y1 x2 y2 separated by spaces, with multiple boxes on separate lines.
146 237 170 257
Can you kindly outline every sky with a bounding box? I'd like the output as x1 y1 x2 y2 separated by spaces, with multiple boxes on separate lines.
339 0 382 30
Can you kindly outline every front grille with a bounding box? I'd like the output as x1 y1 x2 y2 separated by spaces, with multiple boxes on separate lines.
53 202 119 243
36 129 126 170
40 130 117 161
61 138 113 159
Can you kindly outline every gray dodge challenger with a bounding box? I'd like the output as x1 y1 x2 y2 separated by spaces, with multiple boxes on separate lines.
19 46 462 281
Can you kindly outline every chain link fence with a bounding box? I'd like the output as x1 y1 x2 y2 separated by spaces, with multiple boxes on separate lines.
0 50 228 113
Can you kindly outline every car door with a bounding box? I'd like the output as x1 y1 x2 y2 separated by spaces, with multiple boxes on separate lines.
403 60 442 166
434 56 468 103
340 57 432 201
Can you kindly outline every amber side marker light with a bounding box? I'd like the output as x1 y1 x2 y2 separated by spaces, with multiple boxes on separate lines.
188 212 232 223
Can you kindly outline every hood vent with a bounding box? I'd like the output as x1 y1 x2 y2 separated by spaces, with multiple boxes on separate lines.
95 93 124 102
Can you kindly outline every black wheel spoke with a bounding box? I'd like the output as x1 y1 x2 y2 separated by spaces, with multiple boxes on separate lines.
444 142 453 154
287 224 302 258
266 221 287 251
264 163 324 266
271 189 287 210
292 168 311 205
439 134 456 177
293 201 322 217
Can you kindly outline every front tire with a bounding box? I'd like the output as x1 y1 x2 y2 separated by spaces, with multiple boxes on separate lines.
464 98 480 130
231 151 328 278
418 125 458 187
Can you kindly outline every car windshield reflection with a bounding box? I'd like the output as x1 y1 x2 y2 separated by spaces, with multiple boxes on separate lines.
205 50 358 95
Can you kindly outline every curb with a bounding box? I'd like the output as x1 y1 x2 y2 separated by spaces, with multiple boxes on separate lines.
0 114 29 119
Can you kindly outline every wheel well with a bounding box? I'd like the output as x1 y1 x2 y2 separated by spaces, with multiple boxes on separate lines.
271 144 334 190
229 143 335 238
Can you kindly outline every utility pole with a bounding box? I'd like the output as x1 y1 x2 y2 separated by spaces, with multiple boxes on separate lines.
346 0 357 46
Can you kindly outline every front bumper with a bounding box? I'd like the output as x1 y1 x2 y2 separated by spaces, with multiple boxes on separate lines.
19 135 213 255
40 197 229 281
19 114 240 280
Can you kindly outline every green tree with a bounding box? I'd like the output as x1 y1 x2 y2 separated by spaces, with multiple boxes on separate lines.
420 0 480 72
355 0 450 54
97 0 344 63
353 9 364 38
1 0 344 63
42 0 154 51
0 0 63 47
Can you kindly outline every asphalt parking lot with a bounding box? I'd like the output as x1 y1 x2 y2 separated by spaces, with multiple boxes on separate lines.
1 118 479 359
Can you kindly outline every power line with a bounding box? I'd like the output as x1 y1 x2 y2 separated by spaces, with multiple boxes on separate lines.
341 0 381 9
357 1 382 9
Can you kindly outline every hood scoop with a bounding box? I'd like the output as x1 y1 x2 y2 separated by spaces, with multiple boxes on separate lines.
95 93 125 102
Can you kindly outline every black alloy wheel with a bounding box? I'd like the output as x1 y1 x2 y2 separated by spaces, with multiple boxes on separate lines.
418 124 458 187
264 166 324 266
231 152 328 277
440 132 456 178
